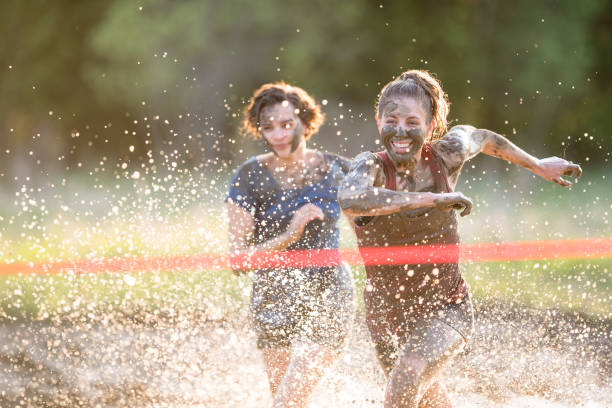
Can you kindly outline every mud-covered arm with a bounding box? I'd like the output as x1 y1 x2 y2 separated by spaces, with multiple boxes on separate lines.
438 125 582 187
338 152 472 217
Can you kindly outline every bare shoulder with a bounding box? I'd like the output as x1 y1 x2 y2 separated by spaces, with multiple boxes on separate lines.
433 125 476 174
343 151 385 188
352 151 379 165
321 151 352 173
348 152 382 174
435 125 476 154
255 152 275 167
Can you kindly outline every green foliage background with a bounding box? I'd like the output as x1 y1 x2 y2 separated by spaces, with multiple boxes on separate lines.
0 0 610 181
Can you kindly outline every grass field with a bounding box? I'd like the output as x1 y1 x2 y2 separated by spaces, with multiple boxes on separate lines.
0 167 609 322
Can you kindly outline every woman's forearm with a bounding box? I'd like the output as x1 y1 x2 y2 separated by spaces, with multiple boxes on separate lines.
233 230 297 255
339 188 439 217
475 129 540 172
229 231 298 273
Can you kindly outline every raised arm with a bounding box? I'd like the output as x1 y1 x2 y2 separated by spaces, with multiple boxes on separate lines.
337 152 472 217
439 125 582 187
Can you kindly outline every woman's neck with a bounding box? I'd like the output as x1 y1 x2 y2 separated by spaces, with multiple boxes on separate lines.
394 149 423 174
272 143 309 170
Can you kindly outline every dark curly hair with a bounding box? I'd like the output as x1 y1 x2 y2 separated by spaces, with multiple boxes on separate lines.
376 70 450 141
242 82 325 140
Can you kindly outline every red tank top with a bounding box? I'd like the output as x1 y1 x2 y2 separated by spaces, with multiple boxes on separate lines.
353 143 469 343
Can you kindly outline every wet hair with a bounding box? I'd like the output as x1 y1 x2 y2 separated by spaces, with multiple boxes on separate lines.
242 82 324 140
376 70 449 141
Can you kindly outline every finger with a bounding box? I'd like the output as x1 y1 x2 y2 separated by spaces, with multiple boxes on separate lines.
303 204 323 214
306 211 324 221
309 213 324 221
298 204 316 213
299 210 316 221
461 200 472 217
564 164 582 178
299 208 316 218
310 203 324 212
553 177 571 187
304 206 323 217
311 208 325 219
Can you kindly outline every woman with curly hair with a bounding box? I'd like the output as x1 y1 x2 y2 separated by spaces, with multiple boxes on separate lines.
226 82 354 407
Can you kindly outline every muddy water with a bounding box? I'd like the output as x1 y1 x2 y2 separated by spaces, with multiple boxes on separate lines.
1 304 609 407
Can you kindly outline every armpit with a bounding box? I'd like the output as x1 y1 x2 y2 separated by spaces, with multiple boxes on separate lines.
336 154 353 174
434 125 475 175
360 152 386 187
339 151 385 199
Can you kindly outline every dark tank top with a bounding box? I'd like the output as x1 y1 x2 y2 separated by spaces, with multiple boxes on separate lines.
354 144 469 341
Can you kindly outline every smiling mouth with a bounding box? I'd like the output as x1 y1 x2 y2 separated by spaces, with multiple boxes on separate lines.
391 138 413 153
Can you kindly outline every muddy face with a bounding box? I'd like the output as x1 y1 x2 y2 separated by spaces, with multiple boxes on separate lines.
262 122 304 156
378 97 432 168
289 120 305 153
381 125 425 168
259 102 306 158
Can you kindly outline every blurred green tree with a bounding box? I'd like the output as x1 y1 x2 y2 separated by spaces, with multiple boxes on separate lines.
0 0 609 183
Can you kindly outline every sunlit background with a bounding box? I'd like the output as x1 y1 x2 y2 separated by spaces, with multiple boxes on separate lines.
0 1 610 407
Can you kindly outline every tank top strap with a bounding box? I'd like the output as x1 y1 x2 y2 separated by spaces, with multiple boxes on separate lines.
422 143 453 193
375 147 452 193
374 151 397 191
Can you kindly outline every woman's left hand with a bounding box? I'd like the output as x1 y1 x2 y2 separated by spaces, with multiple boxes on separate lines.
534 157 582 187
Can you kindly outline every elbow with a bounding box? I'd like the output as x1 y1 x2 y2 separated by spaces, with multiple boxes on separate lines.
337 192 350 212
338 192 364 217
340 205 359 218
337 190 355 212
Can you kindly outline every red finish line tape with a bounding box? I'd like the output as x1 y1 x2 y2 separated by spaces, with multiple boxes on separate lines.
1 238 611 277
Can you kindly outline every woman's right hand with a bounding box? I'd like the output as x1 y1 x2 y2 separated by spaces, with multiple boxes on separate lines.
286 204 325 243
227 202 324 275
433 192 473 217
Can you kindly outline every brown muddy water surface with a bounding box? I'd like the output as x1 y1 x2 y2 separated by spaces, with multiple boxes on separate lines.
1 304 610 407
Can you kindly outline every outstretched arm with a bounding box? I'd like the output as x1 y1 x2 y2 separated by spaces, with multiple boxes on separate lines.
337 152 472 217
440 125 582 187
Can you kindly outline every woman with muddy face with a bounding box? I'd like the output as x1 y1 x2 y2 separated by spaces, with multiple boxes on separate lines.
226 82 354 408
338 69 582 408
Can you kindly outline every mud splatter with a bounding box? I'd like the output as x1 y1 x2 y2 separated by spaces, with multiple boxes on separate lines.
0 301 609 407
